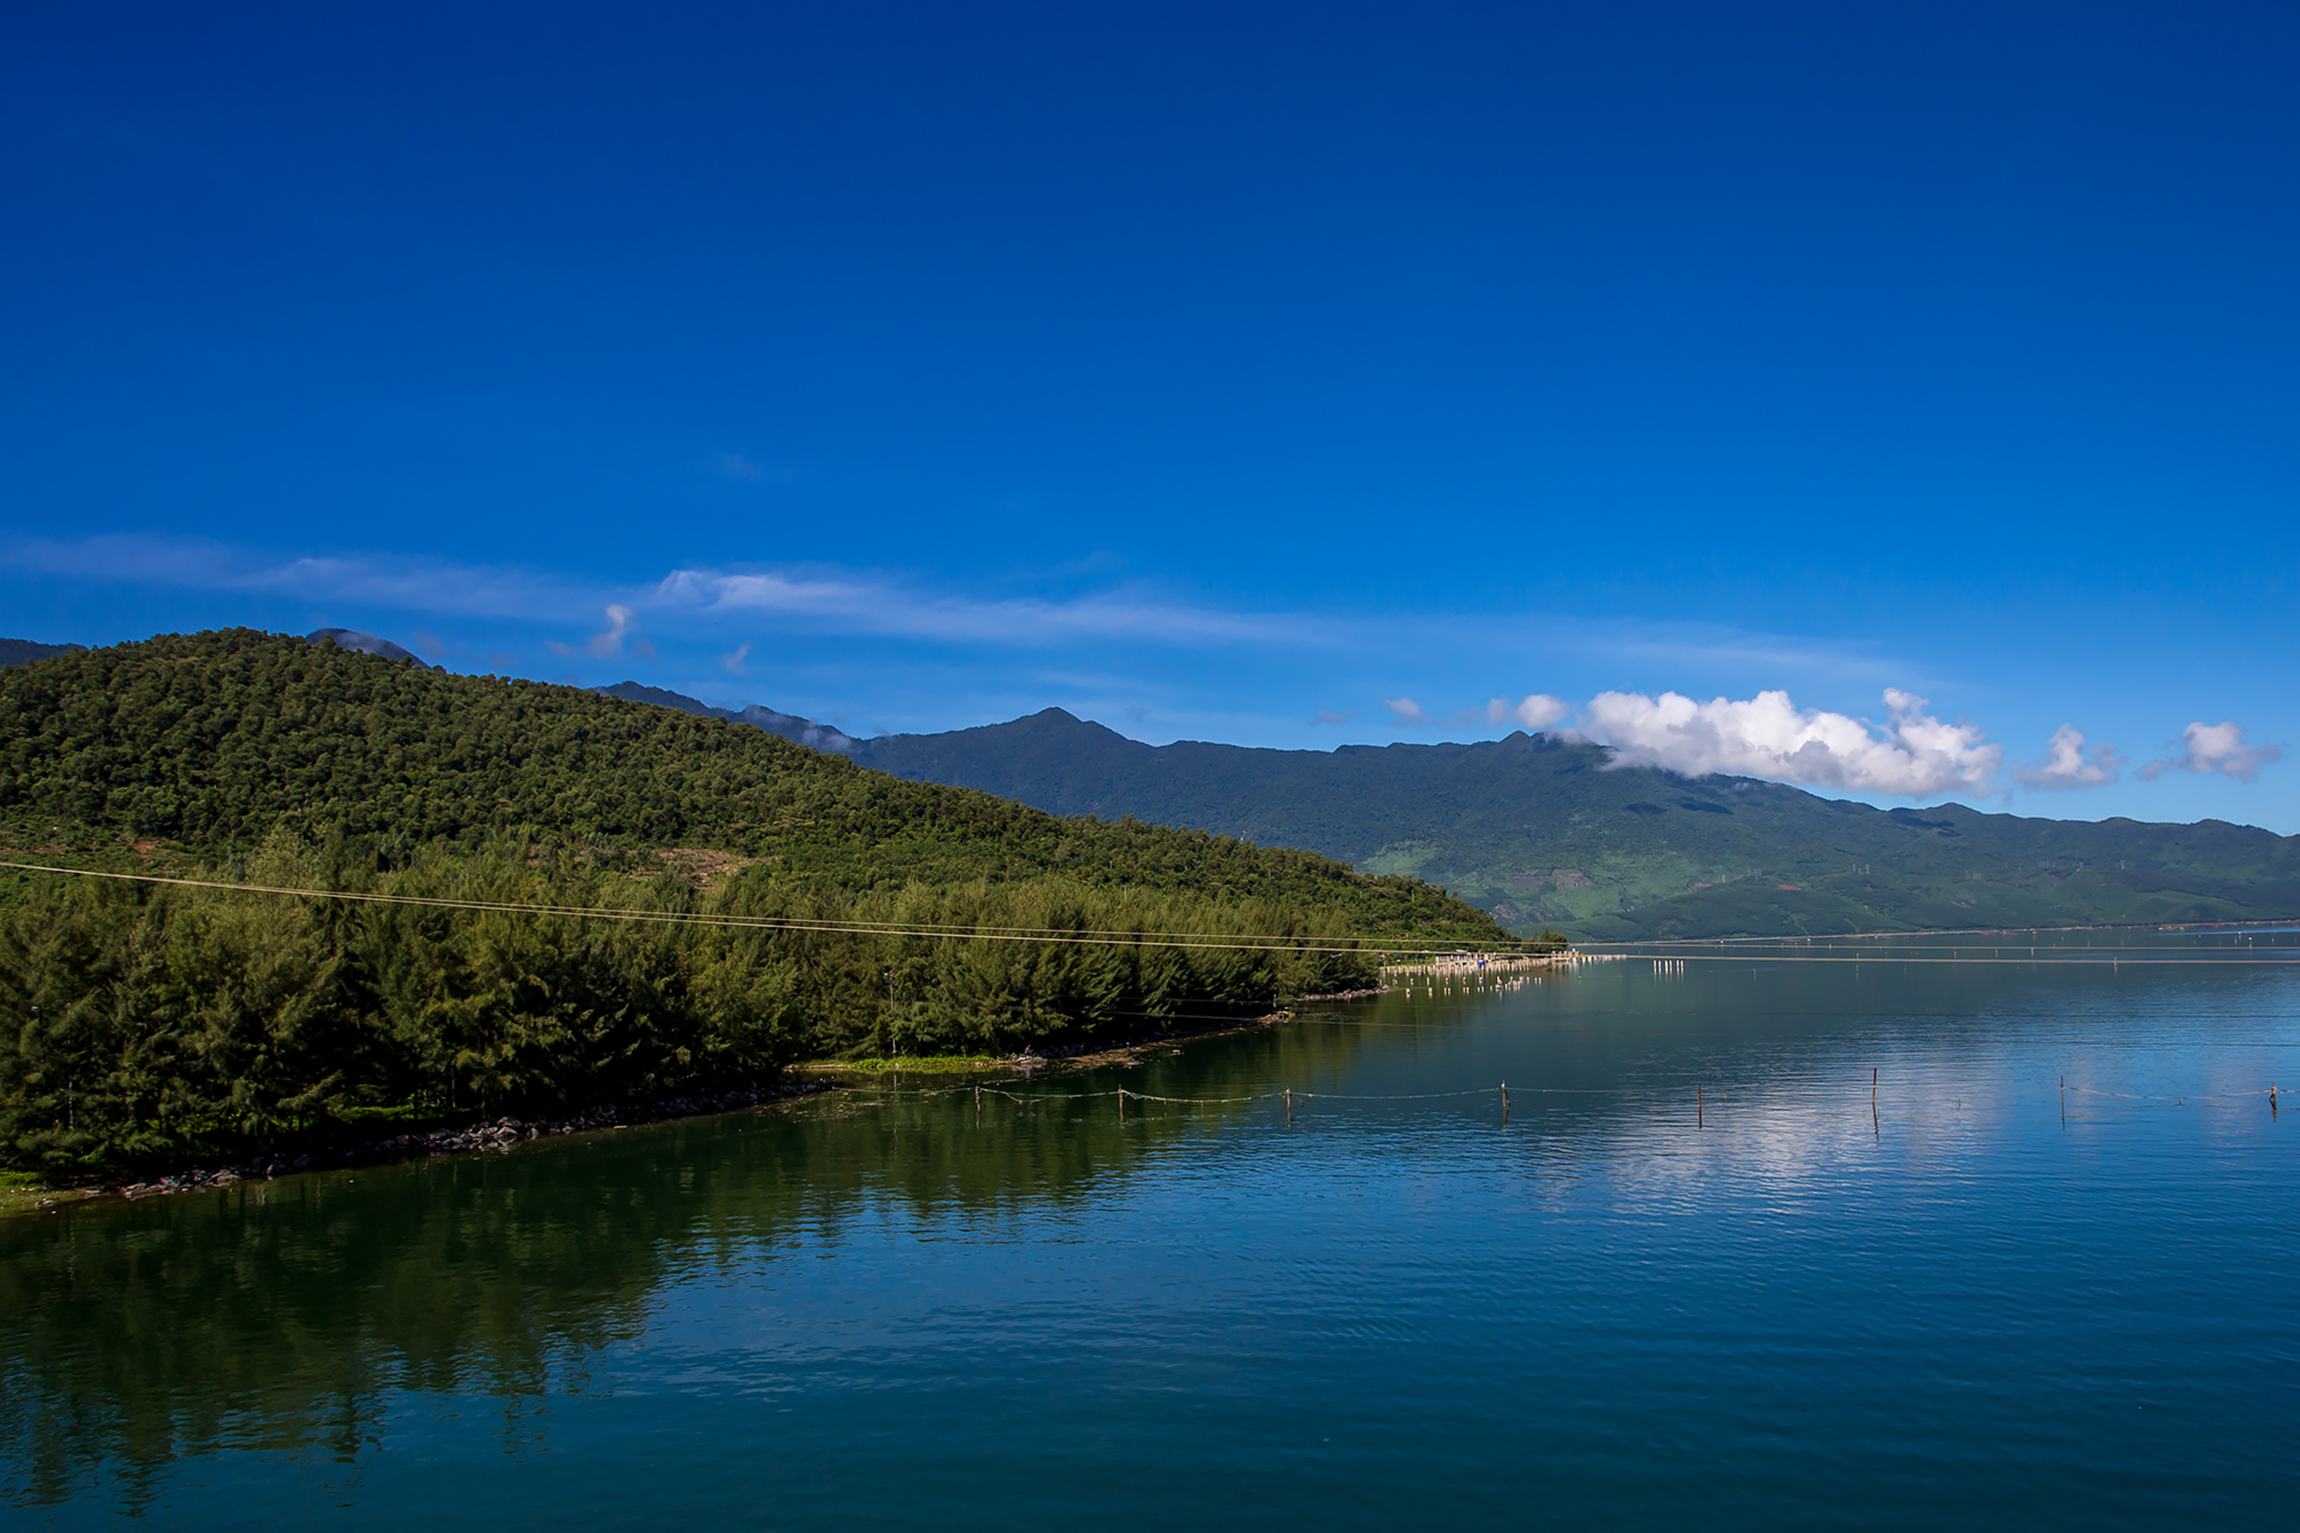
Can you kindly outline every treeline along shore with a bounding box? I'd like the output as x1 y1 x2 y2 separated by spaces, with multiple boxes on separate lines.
0 630 1515 1174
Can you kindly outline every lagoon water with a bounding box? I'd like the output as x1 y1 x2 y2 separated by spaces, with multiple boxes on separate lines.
6 939 2299 1528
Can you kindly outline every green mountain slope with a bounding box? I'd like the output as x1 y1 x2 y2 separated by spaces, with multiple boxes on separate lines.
810 708 2300 938
0 631 1499 943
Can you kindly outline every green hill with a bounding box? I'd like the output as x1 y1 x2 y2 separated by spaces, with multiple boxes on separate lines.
0 631 1499 940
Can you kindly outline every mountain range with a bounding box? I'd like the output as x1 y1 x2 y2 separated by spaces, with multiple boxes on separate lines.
598 683 2300 940
0 639 85 669
6 640 2288 941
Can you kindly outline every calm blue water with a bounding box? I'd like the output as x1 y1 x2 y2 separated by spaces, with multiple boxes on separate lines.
6 947 2298 1527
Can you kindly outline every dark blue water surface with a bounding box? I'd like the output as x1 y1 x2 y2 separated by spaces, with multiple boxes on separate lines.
6 946 2298 1528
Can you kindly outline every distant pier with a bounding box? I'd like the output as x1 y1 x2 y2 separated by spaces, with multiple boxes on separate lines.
1381 949 1572 978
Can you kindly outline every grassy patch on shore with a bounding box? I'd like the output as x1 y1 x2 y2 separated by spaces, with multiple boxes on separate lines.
0 1168 93 1218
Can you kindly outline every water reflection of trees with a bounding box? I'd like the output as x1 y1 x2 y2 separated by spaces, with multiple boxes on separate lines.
0 1070 1254 1508
0 978 1560 1510
1 1148 665 1507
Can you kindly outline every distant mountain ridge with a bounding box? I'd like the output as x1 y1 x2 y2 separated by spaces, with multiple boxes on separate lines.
308 628 437 667
599 683 2300 940
593 682 858 752
0 638 86 668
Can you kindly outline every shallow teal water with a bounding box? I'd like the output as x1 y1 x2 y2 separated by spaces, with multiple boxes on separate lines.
6 946 2299 1527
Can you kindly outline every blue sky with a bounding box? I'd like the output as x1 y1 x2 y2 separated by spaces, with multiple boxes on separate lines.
4 3 2295 829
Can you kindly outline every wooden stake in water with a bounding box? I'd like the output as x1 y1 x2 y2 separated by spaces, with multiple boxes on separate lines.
1285 1087 1293 1126
1872 1067 1879 1136
1697 1083 1703 1129
1501 1081 1509 1125
2060 1074 2066 1127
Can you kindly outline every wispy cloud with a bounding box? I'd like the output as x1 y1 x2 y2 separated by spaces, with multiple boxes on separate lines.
2015 725 2123 790
2137 721 2282 783
6 535 599 622
26 527 2229 804
1591 622 1938 691
549 604 637 659
7 533 1966 701
1581 688 2001 797
710 451 765 483
4 535 1339 653
653 567 1327 649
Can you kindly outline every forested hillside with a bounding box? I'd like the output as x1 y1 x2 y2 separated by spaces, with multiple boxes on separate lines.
0 632 1506 1171
0 631 1495 936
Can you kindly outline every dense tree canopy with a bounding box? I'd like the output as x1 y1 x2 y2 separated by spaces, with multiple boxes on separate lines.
0 630 1500 937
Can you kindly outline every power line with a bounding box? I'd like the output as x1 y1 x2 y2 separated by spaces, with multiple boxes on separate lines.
1576 949 2300 967
1596 917 2300 948
0 859 1525 959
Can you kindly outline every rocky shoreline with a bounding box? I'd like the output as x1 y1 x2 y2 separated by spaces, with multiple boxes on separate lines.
107 1079 838 1202
40 993 1406 1208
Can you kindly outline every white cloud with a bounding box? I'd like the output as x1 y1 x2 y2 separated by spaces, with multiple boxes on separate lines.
1486 693 1570 731
1382 697 1427 725
2015 724 2123 790
2137 721 2282 783
720 643 751 675
1581 687 2001 796
593 605 637 657
550 604 637 659
1312 708 1357 726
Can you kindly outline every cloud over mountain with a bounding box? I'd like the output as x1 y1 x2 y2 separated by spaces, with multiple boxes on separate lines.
549 604 638 659
1581 687 2001 796
2015 725 2123 790
2138 721 2282 783
1487 694 1570 730
1382 697 1427 725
